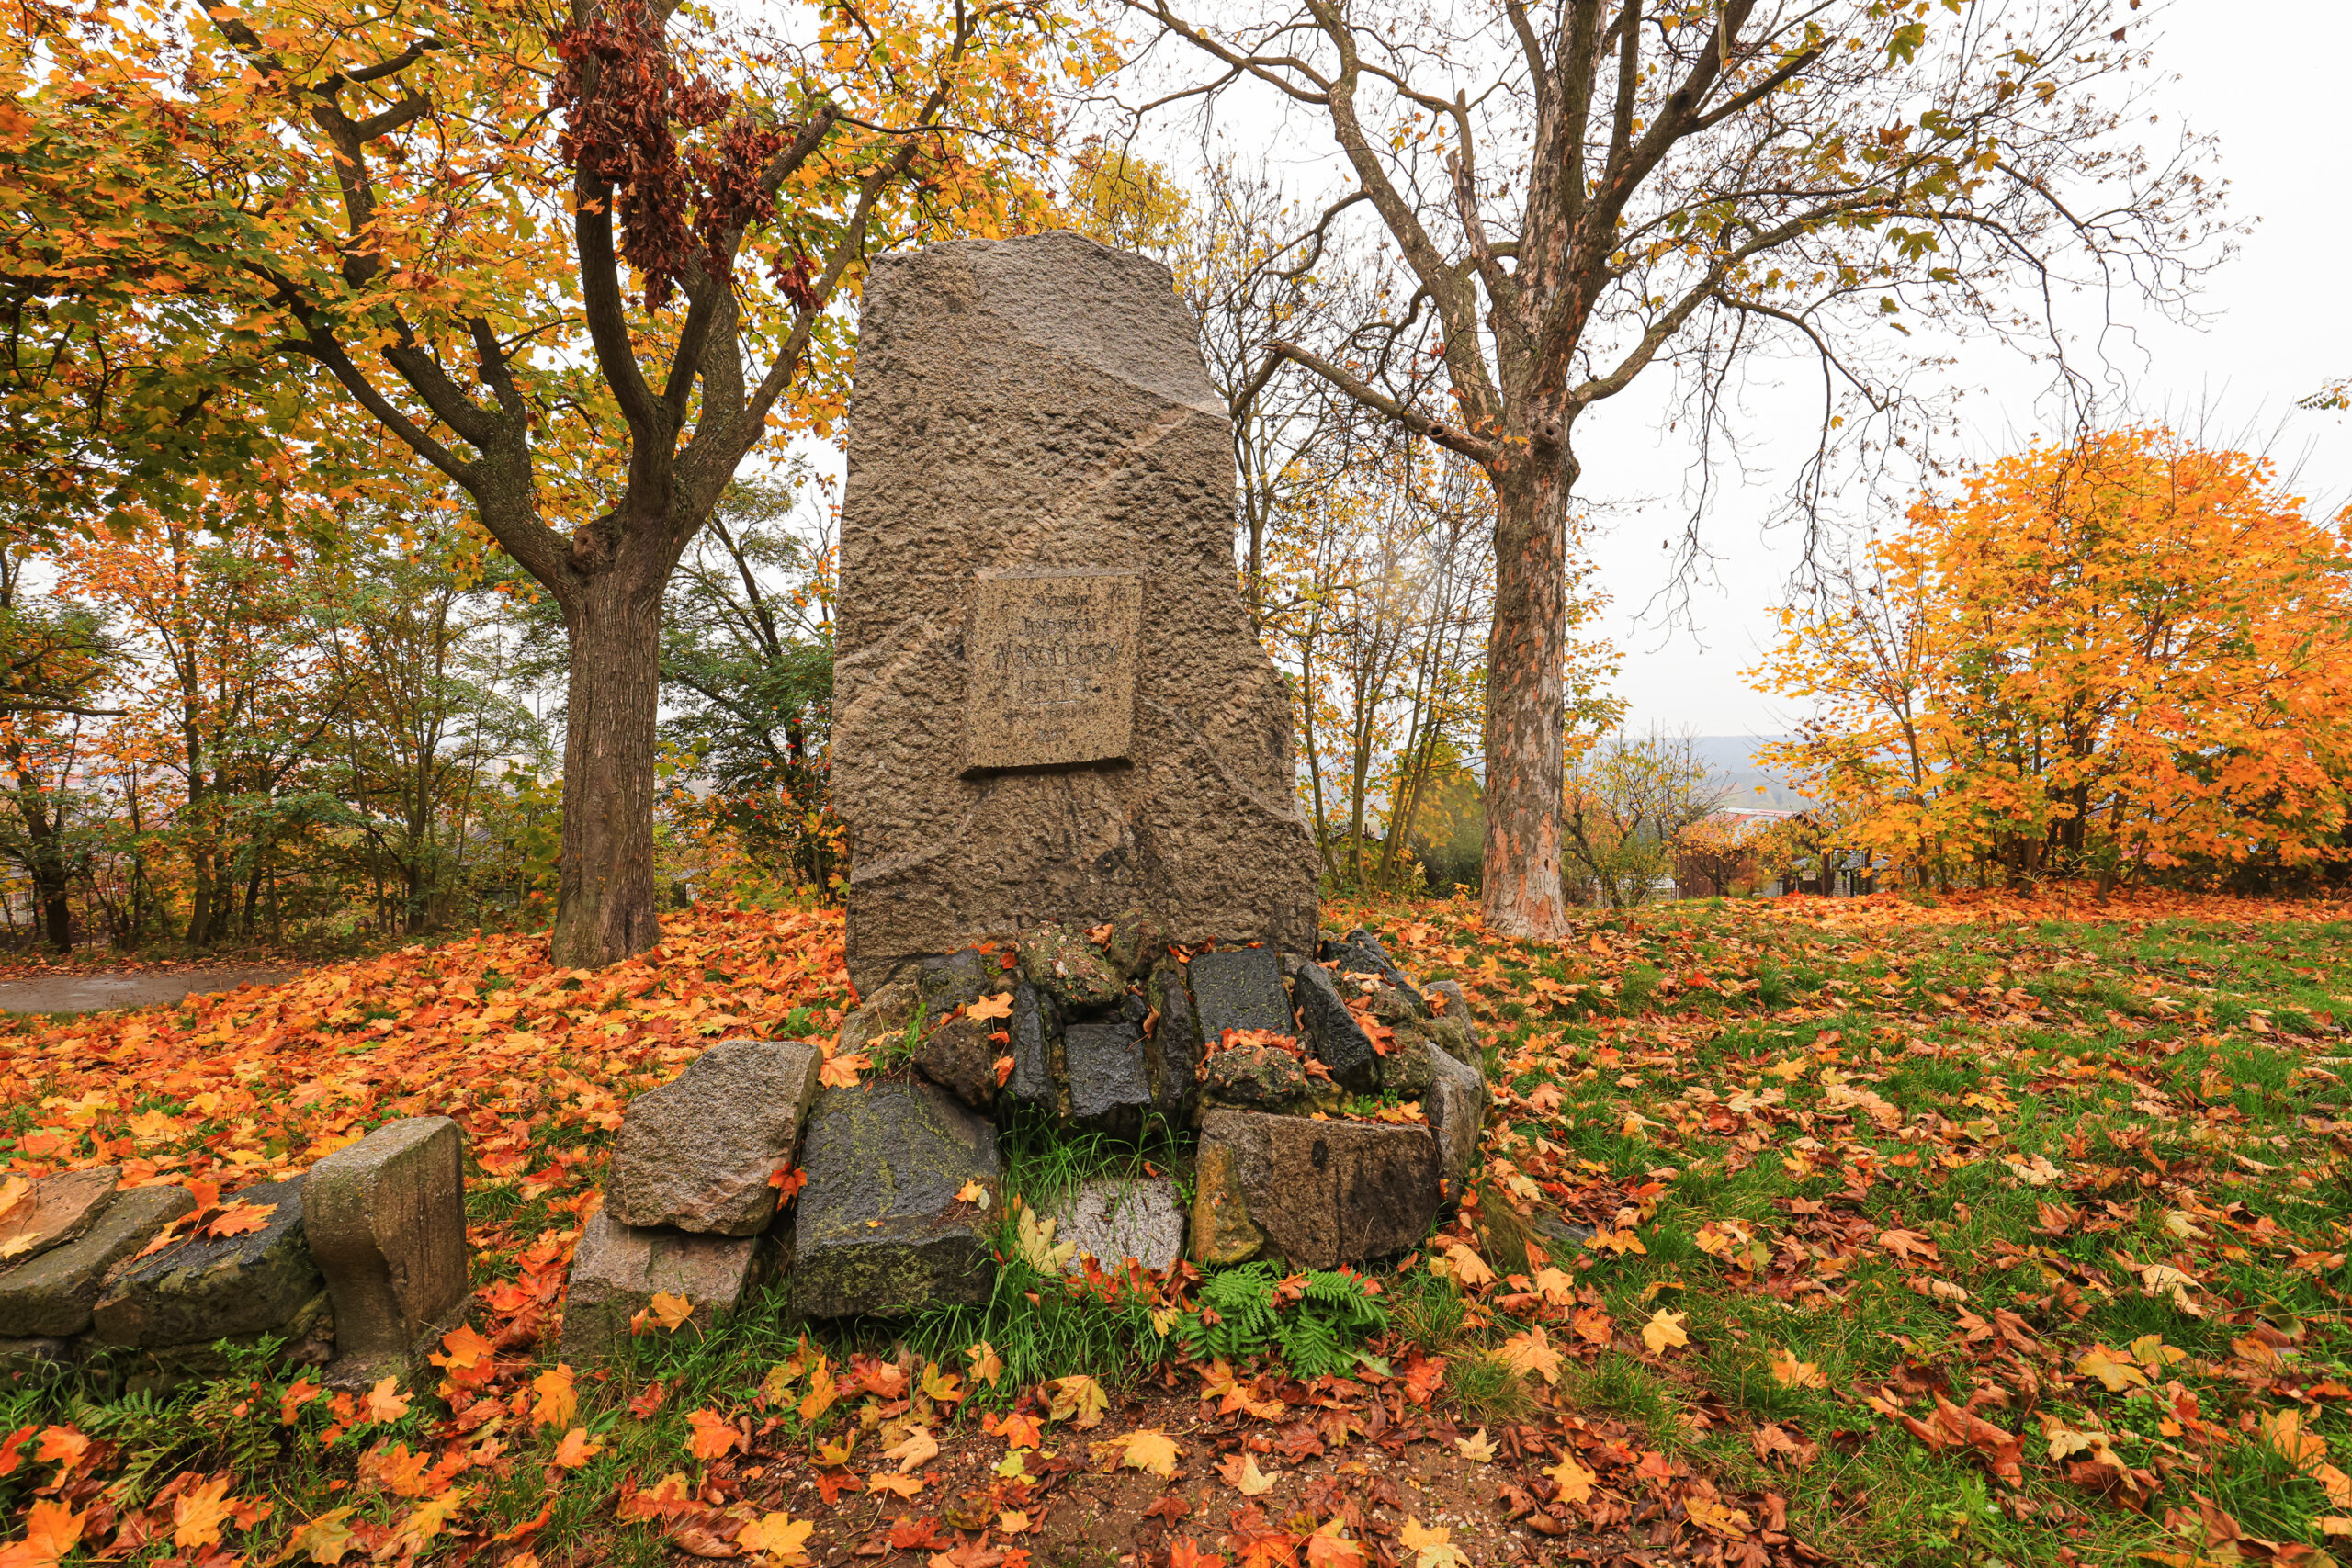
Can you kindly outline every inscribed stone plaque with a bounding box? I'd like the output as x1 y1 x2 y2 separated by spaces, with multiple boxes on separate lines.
963 570 1141 773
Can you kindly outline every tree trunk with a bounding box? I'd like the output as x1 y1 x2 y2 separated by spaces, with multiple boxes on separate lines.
1478 460 1572 938
551 562 665 968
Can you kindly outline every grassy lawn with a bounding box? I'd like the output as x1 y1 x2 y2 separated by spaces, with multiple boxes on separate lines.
5 891 2351 1566
1342 886 2352 1565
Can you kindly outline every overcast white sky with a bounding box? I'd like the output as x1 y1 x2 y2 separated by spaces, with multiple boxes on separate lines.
1576 0 2352 736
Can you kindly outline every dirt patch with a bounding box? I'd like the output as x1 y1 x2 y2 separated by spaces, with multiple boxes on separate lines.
0 964 301 1015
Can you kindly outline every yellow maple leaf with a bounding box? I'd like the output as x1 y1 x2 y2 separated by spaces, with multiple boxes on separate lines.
1770 1348 1826 1389
1399 1517 1471 1568
1500 1325 1563 1385
955 1179 988 1204
128 1108 181 1141
966 1340 1004 1387
866 1472 924 1498
737 1511 815 1565
1641 1309 1690 1354
1546 1452 1597 1504
1218 1451 1276 1495
818 1051 868 1089
1455 1428 1498 1462
173 1475 235 1551
881 1425 938 1472
1121 1428 1181 1476
797 1358 839 1422
282 1505 357 1565
1047 1374 1108 1428
641 1292 693 1333
1442 1243 1495 1288
530 1363 576 1430
552 1427 604 1470
364 1377 412 1424
2075 1345 2150 1393
1016 1204 1076 1273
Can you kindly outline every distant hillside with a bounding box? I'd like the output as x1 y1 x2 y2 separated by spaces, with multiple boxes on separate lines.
1687 736 1815 811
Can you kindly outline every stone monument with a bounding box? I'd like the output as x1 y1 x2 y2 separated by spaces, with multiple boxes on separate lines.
833 231 1317 992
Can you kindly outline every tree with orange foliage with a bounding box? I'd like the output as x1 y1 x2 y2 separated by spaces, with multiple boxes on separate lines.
1755 429 2352 892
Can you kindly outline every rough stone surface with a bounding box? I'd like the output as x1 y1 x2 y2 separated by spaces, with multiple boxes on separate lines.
792 1082 1000 1318
302 1117 469 1386
1188 1143 1267 1266
1424 1047 1489 1201
914 1015 1001 1112
918 950 1001 1020
607 1041 822 1236
1015 923 1125 1011
0 1167 118 1268
1047 1178 1185 1272
1326 930 1425 1012
1292 963 1379 1093
1188 950 1294 1046
91 1179 321 1348
113 1291 335 1395
1005 982 1062 1115
1103 908 1168 980
1195 1111 1440 1269
1065 1010 1152 1136
1426 1013 1482 1072
0 1184 193 1337
833 232 1317 993
560 1209 775 1364
1424 979 1476 1035
840 980 921 1059
1378 1028 1440 1102
1144 961 1198 1119
1200 1044 1312 1113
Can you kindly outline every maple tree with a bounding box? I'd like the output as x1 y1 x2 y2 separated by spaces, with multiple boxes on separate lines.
0 0 1105 967
1755 427 2352 892
1123 0 2229 939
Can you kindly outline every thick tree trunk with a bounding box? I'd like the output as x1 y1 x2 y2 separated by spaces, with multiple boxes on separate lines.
551 561 665 968
1478 459 1572 939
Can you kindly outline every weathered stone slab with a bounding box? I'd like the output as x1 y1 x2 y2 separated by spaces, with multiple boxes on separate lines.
560 1209 775 1364
91 1178 321 1348
833 231 1317 993
1017 923 1125 1011
1292 963 1379 1093
0 1167 119 1269
0 1336 73 1380
1189 1143 1267 1266
111 1290 335 1396
1047 1178 1184 1273
1188 950 1293 1046
0 1184 192 1337
1326 929 1425 1012
1425 1047 1489 1202
1425 979 1477 1035
963 570 1143 773
1065 1010 1152 1136
302 1116 469 1387
607 1040 822 1236
1144 960 1198 1119
915 1014 1001 1112
1200 1043 1312 1113
1103 908 1167 980
791 1082 999 1318
918 949 1001 1019
1005 981 1062 1115
1377 1028 1440 1102
840 980 921 1058
1193 1111 1440 1269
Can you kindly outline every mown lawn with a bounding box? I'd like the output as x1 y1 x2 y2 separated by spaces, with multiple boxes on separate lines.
3 889 2349 1567
1347 886 2352 1566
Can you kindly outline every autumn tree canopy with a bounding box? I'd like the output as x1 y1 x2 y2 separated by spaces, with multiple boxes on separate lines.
1123 0 2231 938
0 0 1106 965
1755 427 2352 891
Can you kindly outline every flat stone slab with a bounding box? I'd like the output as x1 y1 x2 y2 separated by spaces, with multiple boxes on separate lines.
1292 963 1379 1093
608 1040 822 1235
1047 1177 1183 1273
0 965 300 1016
0 1183 193 1337
1065 1011 1152 1136
792 1081 999 1318
0 1166 119 1267
303 1117 469 1386
1188 950 1293 1046
560 1209 775 1365
90 1178 322 1348
1193 1111 1439 1269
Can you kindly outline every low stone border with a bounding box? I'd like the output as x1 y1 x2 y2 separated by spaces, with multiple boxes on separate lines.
0 1117 470 1393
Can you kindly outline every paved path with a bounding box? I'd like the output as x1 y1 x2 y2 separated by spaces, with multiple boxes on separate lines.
0 965 302 1015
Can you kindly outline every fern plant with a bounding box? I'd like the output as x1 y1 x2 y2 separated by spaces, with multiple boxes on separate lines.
1179 1264 1387 1378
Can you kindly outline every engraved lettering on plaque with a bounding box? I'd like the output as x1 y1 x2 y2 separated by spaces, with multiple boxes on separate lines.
962 569 1143 774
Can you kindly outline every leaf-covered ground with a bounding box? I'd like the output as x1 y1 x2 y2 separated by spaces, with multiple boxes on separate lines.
4 890 2351 1567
